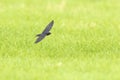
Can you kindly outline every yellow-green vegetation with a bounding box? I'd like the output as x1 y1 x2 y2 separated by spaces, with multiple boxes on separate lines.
0 0 120 80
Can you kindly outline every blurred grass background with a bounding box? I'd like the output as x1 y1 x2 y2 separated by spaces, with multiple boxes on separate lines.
0 0 120 80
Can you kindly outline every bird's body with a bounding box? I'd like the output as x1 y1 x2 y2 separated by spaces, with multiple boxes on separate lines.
35 20 54 43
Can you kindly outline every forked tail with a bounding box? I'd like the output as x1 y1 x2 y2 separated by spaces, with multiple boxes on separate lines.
36 34 41 37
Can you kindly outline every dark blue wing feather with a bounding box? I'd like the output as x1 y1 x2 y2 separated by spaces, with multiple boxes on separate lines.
35 36 45 43
42 20 54 34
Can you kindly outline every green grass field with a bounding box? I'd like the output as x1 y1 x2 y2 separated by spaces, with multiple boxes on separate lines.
0 0 120 80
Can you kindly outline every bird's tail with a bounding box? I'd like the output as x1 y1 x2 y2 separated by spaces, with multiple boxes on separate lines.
36 34 41 37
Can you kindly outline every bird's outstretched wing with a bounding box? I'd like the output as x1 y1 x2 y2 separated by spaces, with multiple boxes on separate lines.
35 36 45 43
42 20 54 34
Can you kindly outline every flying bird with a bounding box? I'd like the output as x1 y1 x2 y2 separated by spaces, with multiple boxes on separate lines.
35 20 54 43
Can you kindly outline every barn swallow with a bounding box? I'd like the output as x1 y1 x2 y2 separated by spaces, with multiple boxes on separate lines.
35 20 54 43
